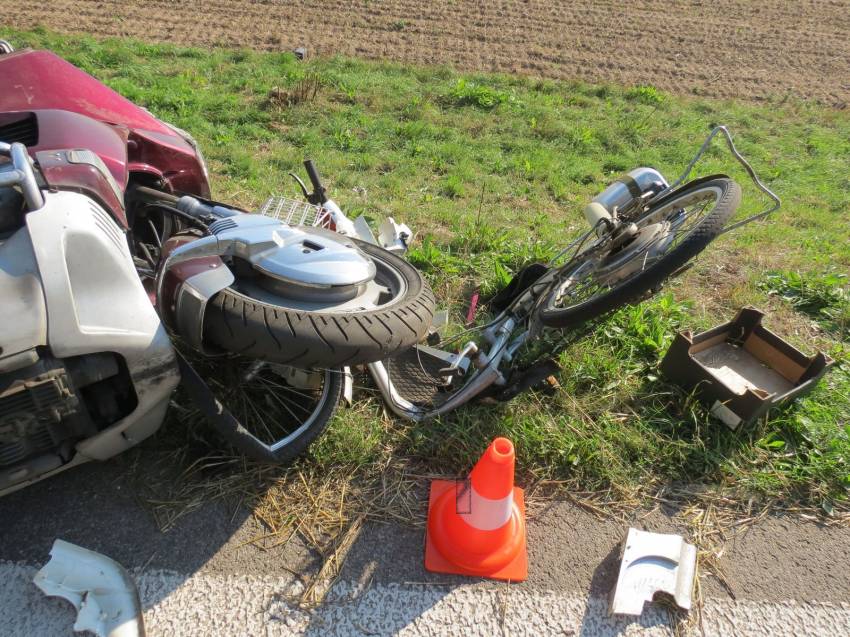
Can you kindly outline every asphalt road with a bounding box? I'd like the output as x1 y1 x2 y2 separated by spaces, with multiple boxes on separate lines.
1 454 848 635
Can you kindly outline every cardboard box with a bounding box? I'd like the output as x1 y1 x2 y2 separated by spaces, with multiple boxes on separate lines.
660 307 834 429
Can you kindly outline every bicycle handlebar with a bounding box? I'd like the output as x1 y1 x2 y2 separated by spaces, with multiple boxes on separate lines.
303 159 328 205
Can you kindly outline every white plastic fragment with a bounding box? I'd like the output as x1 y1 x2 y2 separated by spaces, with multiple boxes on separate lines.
353 215 378 245
710 399 743 429
378 217 413 254
33 539 144 637
609 528 697 616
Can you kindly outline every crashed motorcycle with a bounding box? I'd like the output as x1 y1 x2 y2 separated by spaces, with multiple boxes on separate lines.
0 43 781 493
153 127 779 456
0 44 432 493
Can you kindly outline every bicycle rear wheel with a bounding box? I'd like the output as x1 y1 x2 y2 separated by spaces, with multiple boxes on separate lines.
538 177 740 328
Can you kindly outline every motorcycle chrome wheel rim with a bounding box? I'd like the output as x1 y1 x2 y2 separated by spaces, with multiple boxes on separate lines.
233 250 408 314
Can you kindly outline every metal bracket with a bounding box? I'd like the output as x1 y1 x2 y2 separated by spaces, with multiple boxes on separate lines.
659 125 781 234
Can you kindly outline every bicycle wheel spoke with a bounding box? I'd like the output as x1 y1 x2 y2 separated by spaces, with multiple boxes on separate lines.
548 185 723 313
228 363 328 440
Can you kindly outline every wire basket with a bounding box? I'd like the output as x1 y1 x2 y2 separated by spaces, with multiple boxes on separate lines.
257 196 332 228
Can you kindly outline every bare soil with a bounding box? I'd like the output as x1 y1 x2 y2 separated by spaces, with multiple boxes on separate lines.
6 1 850 106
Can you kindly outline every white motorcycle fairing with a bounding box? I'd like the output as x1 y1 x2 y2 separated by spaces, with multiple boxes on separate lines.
0 190 179 495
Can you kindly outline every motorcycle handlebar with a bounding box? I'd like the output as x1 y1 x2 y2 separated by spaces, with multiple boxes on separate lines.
303 159 328 204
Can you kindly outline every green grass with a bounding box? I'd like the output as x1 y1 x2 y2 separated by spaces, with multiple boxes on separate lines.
759 270 850 337
6 27 849 512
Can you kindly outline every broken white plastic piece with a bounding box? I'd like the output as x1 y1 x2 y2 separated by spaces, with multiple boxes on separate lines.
353 215 378 245
609 528 697 616
710 399 743 429
33 539 144 637
320 199 358 237
378 217 412 254
342 366 354 405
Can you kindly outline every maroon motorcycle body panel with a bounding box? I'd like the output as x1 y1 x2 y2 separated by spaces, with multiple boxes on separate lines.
0 109 128 181
0 48 210 198
156 233 227 320
35 149 130 228
0 109 130 226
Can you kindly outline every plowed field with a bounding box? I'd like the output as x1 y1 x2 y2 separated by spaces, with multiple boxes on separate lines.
5 0 850 105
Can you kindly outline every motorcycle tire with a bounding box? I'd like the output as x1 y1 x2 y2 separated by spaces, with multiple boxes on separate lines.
203 240 435 368
538 177 741 328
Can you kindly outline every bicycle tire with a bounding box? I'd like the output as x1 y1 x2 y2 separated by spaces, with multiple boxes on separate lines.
538 177 741 328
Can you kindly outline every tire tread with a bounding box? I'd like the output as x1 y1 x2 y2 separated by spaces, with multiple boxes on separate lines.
203 241 434 367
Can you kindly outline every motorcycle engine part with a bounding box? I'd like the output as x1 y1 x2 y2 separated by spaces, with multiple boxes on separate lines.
0 189 179 495
176 352 343 464
0 352 136 483
586 167 668 223
0 362 78 468
539 177 740 328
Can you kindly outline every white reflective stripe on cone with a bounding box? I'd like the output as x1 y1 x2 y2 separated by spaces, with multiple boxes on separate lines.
463 486 513 531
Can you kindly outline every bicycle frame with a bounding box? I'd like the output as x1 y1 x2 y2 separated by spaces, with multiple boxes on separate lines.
367 317 519 421
360 126 781 421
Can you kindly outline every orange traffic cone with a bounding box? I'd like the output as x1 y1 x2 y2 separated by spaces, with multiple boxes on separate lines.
424 437 528 581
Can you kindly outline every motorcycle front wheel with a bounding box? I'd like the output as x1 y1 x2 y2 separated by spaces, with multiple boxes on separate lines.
203 239 435 368
538 177 741 328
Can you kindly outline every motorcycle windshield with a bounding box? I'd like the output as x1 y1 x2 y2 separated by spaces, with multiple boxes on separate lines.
0 48 176 136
